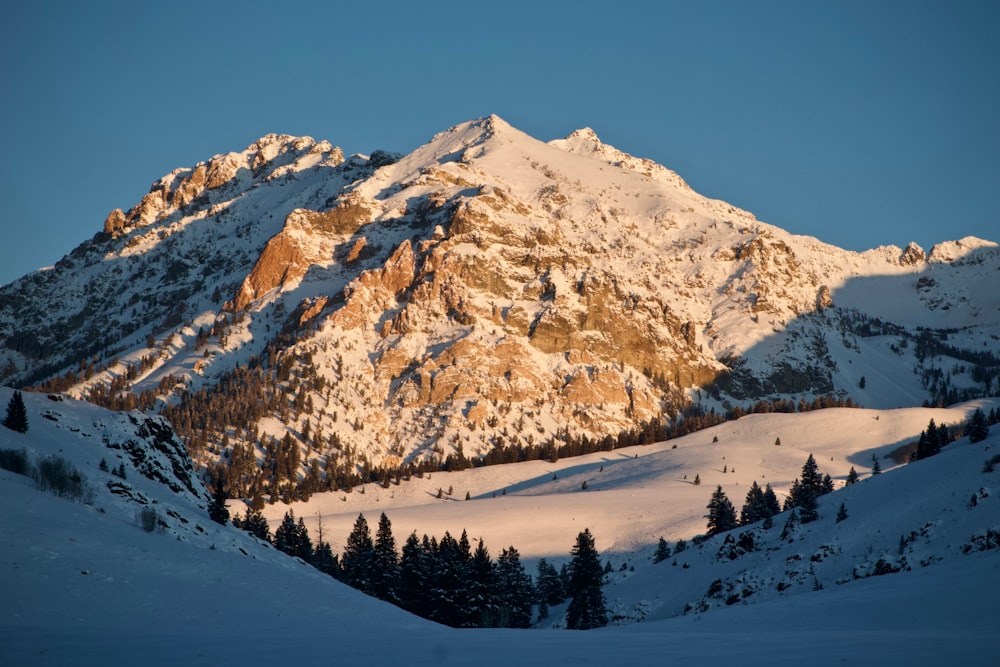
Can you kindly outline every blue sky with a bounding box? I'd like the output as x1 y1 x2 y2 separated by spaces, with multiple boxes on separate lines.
2 1 997 286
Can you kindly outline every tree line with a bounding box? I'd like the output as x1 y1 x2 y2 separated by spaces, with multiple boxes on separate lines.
231 507 608 630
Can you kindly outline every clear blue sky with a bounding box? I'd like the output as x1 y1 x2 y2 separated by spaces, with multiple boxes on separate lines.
2 1 998 286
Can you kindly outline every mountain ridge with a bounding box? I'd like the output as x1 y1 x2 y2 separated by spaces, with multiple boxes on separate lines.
1 116 997 489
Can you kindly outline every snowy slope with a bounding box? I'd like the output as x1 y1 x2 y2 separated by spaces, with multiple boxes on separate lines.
3 389 999 665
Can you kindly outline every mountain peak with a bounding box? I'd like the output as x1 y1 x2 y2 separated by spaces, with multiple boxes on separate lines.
567 126 602 143
928 236 999 264
549 126 604 155
3 116 999 494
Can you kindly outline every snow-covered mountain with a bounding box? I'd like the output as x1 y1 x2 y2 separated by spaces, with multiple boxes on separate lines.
1 115 998 484
3 388 998 665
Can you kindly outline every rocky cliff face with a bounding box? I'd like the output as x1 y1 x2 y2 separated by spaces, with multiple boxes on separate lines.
2 115 998 477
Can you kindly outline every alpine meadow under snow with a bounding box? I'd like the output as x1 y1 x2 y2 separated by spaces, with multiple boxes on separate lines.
2 116 999 664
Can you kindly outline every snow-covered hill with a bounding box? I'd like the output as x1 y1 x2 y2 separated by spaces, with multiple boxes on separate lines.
1 116 997 486
3 388 998 665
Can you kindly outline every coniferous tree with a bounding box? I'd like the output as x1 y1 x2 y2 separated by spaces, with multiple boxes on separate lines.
762 484 781 517
653 537 671 563
312 512 339 577
740 480 772 525
341 513 377 595
2 391 28 433
372 512 399 602
398 532 432 617
467 539 498 627
780 509 799 540
274 510 302 557
431 531 470 627
705 485 738 535
313 539 339 578
208 465 230 525
458 529 473 563
535 558 565 606
800 454 824 493
914 419 944 460
783 454 829 522
967 408 990 443
845 466 860 485
496 546 534 628
237 504 271 541
836 502 848 523
797 486 819 523
293 516 313 563
822 473 835 494
565 529 608 630
871 454 882 475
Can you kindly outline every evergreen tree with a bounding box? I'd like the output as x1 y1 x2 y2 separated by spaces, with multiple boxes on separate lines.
398 532 432 618
431 531 470 627
294 516 313 563
341 513 377 595
871 454 882 475
845 466 859 485
705 485 738 535
467 539 498 627
565 529 608 630
2 390 28 433
967 408 990 443
458 529 473 563
653 537 671 563
797 486 819 523
914 419 944 460
836 502 848 523
762 484 781 517
800 454 824 493
372 512 399 602
495 546 534 628
740 480 771 525
312 512 339 577
783 454 829 522
535 558 565 605
274 510 302 558
238 504 271 541
780 509 799 540
207 465 230 525
313 540 339 578
822 473 835 494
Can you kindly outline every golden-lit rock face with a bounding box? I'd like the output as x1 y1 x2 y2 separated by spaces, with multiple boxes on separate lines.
20 119 992 474
235 193 377 310
270 177 724 453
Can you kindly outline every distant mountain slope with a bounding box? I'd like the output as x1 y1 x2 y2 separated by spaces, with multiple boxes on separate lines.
1 116 997 486
2 390 998 666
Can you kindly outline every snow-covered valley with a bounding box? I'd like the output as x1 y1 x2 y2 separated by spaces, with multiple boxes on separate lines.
3 388 998 665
